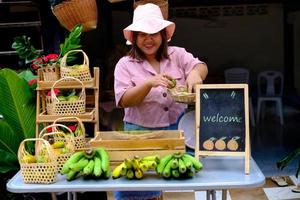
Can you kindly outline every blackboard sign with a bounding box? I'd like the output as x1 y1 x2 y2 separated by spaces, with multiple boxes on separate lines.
195 84 250 174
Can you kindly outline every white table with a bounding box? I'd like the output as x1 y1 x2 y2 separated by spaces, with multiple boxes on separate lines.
7 156 265 200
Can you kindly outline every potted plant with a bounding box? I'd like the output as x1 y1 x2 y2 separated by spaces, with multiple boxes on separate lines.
12 24 84 81
49 0 98 32
277 147 300 192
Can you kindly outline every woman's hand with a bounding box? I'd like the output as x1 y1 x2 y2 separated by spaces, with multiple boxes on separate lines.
146 74 173 88
186 63 208 93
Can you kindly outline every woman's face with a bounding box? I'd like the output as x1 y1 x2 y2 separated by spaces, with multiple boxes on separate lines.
136 32 162 59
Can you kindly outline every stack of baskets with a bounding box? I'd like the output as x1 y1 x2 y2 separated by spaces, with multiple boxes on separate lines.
60 50 92 82
18 138 58 184
53 116 86 150
133 0 168 19
39 124 75 172
46 77 86 115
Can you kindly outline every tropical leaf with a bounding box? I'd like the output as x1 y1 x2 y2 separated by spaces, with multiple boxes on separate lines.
0 149 19 173
18 70 37 82
0 69 36 139
0 120 21 155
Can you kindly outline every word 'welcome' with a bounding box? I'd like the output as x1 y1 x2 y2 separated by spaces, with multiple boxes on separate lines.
203 113 243 123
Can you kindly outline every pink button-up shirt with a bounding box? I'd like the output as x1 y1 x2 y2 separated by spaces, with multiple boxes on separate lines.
114 46 204 128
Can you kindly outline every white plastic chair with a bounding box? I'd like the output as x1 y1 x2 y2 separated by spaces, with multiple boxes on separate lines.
256 70 284 125
224 68 255 126
178 110 195 149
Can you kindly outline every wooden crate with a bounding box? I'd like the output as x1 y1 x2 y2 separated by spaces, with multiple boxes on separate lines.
89 130 186 166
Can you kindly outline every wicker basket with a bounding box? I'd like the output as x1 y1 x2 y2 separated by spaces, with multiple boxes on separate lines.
168 86 195 104
42 63 60 81
52 0 98 32
133 0 168 19
53 117 86 150
46 77 86 115
60 50 92 82
18 138 58 184
39 124 75 172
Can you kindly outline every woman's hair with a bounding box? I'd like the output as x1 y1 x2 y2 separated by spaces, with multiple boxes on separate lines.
128 29 169 61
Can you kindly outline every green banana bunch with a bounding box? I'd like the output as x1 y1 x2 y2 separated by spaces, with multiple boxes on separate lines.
112 155 160 180
60 147 111 181
156 152 203 179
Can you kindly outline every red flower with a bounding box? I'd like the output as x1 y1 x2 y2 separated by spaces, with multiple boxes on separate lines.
44 54 59 62
46 89 60 96
28 79 37 86
67 125 76 132
46 127 53 133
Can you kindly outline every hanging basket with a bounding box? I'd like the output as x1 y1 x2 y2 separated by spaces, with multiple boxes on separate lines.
53 116 86 150
133 0 168 19
39 124 75 172
18 138 58 184
52 0 98 32
60 49 92 82
42 63 60 81
46 77 86 115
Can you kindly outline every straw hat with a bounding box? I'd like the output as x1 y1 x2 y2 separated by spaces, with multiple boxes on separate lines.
123 3 175 43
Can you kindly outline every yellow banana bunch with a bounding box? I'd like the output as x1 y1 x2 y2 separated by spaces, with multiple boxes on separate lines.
156 152 203 179
60 147 111 181
112 155 160 180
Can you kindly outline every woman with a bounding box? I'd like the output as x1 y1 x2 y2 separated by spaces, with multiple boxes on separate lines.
114 3 208 200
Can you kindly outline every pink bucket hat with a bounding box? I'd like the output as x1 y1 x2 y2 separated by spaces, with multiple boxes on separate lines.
123 3 175 43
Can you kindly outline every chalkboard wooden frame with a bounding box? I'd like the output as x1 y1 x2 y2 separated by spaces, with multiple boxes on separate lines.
195 84 250 174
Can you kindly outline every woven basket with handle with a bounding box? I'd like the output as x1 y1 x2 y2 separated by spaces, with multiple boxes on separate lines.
42 63 60 81
46 77 86 115
39 124 75 172
52 0 98 32
18 138 58 184
133 0 168 19
168 86 195 104
60 50 92 82
53 116 86 150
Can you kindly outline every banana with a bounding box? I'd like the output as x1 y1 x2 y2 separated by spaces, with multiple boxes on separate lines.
112 163 124 179
120 162 127 176
162 159 173 178
131 158 140 170
178 158 187 174
61 151 85 174
138 162 148 172
134 169 143 179
104 167 111 179
66 170 79 181
83 159 94 176
69 157 89 172
180 156 192 170
93 156 102 177
52 141 65 149
171 169 180 178
96 148 110 173
156 154 173 175
141 155 160 163
126 169 134 179
124 158 133 169
141 160 157 169
182 154 203 171
170 158 179 169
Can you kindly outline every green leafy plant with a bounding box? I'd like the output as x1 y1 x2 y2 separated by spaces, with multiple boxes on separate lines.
0 69 36 173
11 36 39 64
277 148 300 178
12 24 83 70
59 24 83 62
